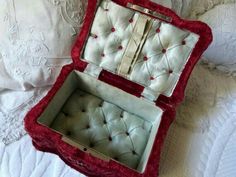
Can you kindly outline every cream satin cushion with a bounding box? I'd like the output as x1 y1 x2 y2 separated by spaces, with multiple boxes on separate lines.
83 0 199 98
52 90 152 170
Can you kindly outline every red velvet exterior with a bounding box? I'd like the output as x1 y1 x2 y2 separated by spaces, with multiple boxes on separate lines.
24 0 212 176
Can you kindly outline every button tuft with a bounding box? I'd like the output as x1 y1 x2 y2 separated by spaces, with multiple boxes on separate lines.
150 76 155 80
162 49 166 53
108 136 112 141
143 56 148 61
118 45 123 50
111 27 116 32
89 143 94 148
99 102 103 107
156 28 160 33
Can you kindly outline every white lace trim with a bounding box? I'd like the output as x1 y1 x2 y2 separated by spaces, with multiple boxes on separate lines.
171 0 236 19
200 59 236 77
190 0 236 19
0 87 50 145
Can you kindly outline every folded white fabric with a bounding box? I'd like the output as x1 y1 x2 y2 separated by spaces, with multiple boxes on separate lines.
170 0 236 18
0 0 87 144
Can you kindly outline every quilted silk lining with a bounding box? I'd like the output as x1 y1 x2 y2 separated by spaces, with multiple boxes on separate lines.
37 71 163 172
51 90 152 170
82 0 199 98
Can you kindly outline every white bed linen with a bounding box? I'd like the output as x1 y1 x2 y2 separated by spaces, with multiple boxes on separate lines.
0 135 85 177
160 63 236 177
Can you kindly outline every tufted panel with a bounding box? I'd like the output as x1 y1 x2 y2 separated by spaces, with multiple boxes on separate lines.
82 0 199 97
51 89 152 169
37 71 162 172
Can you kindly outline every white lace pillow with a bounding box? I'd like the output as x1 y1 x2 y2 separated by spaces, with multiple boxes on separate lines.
199 3 236 75
0 0 86 90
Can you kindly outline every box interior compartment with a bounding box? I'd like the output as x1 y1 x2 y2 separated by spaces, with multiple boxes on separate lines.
38 71 163 172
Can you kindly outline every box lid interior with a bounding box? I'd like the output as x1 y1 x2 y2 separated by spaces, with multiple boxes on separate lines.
73 0 204 103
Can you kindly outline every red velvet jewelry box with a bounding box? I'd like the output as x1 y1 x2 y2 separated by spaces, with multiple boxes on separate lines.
24 0 212 176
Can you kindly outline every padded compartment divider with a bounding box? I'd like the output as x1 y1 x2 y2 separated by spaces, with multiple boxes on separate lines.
137 120 160 172
74 71 163 122
82 0 199 100
38 73 78 126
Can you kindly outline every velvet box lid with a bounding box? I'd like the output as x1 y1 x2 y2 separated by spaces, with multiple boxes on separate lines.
24 0 212 176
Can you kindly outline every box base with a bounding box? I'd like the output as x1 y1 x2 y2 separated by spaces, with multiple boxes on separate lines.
50 89 152 170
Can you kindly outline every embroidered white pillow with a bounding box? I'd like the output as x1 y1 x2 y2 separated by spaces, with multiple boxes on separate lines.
0 0 87 145
0 0 86 90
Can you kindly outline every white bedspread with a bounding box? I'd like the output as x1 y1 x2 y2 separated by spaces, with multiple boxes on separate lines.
0 135 85 177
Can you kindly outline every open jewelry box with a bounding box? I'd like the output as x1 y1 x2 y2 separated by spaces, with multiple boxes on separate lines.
24 0 212 176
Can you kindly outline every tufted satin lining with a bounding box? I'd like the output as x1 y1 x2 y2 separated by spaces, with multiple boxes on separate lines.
82 0 199 100
37 71 163 172
51 90 152 170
